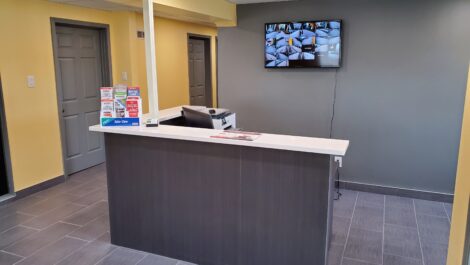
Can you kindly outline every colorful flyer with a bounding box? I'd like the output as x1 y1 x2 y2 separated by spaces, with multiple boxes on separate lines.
100 87 113 100
114 84 127 99
127 86 140 97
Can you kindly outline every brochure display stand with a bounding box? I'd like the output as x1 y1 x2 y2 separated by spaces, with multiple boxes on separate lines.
100 85 142 127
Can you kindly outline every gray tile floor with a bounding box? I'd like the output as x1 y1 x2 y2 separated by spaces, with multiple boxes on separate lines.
0 164 451 265
329 189 452 265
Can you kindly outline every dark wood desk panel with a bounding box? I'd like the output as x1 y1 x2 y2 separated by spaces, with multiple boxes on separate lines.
105 133 334 265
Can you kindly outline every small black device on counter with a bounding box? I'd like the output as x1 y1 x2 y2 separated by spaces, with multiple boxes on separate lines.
182 107 214 129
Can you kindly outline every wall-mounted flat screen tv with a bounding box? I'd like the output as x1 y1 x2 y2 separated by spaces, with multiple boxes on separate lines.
265 20 342 68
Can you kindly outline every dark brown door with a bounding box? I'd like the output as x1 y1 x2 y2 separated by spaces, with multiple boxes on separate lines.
55 25 105 174
188 37 212 106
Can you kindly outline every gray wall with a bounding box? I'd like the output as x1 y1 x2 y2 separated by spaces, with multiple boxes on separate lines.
218 0 470 194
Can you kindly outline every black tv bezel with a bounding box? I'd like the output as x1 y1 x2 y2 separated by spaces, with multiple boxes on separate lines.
264 19 343 69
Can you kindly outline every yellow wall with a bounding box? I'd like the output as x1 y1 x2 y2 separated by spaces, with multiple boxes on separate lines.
447 64 470 265
154 0 236 26
0 0 217 191
155 0 236 22
153 16 218 109
127 14 218 111
108 0 237 26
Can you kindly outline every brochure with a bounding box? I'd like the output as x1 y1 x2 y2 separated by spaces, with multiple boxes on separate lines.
210 130 261 141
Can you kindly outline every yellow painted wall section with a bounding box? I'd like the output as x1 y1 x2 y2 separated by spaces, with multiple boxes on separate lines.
128 15 218 111
0 0 217 191
447 65 470 265
0 0 133 191
155 0 236 23
108 0 236 26
153 16 218 109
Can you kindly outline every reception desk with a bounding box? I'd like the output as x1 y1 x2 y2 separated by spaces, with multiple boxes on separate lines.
89 106 349 265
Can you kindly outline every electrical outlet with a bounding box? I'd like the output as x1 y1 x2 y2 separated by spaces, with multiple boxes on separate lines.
27 75 35 88
334 156 343 167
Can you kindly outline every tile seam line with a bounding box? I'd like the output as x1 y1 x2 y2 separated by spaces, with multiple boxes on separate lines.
340 191 359 265
413 199 426 265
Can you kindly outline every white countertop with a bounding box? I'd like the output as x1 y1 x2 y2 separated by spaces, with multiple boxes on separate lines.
90 106 349 156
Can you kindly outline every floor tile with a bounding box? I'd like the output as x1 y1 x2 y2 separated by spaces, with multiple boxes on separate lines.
383 254 422 265
18 195 75 216
383 224 421 259
351 204 384 232
14 237 86 265
0 196 45 218
69 169 98 182
332 216 350 245
136 253 179 265
333 190 357 218
177 261 198 265
342 257 377 265
0 251 23 265
384 206 417 228
67 180 105 197
343 228 382 264
416 214 450 244
64 201 109 226
0 226 38 249
21 203 85 229
356 192 384 208
75 188 108 205
327 243 344 265
33 186 67 199
414 199 447 217
57 232 116 265
49 192 84 203
95 247 146 265
421 241 448 265
4 222 80 257
69 214 110 241
443 203 452 220
49 179 87 193
385 195 413 210
0 213 35 233
69 164 106 182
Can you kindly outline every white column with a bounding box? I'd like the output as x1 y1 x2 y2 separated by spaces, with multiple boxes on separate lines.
143 0 159 125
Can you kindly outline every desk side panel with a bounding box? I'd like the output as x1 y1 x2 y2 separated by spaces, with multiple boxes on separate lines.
239 147 330 265
105 133 331 265
105 133 241 265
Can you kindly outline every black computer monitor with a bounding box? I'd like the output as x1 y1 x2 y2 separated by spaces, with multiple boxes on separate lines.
182 107 214 129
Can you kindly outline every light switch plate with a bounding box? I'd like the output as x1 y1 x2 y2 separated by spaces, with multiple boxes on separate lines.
27 75 35 88
121 72 128 81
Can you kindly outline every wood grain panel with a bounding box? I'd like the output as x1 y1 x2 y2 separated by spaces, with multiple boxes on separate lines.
105 133 333 265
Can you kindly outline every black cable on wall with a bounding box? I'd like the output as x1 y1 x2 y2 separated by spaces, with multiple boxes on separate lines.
329 68 338 139
329 69 342 200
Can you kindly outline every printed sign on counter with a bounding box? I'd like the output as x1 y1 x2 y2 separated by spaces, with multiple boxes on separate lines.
101 117 140 126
